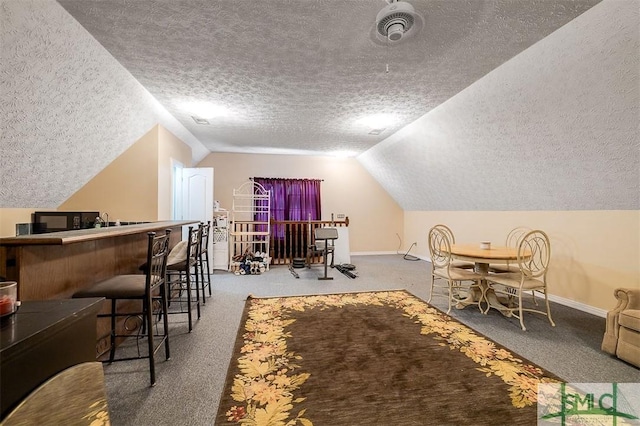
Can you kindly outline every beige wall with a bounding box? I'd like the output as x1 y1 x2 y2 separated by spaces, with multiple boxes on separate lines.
158 125 193 220
196 152 404 253
59 126 160 221
404 210 640 311
0 209 38 237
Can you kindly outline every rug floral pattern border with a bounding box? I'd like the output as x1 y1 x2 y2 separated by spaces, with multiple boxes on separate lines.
224 291 559 426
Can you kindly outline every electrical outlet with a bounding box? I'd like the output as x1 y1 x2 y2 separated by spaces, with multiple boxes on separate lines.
336 213 346 219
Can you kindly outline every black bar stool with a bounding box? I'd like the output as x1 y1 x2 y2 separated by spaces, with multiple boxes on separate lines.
166 226 201 331
197 221 212 303
73 231 171 387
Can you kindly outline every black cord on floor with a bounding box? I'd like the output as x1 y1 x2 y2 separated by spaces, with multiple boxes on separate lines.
403 242 420 261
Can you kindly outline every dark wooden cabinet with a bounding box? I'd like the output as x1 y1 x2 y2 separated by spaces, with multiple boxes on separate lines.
0 298 103 419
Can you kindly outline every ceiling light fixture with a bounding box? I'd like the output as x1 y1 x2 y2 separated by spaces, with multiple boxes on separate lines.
180 101 231 120
356 113 398 129
374 0 424 45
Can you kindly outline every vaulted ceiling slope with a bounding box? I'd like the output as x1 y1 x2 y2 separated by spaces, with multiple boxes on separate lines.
0 0 208 208
359 0 639 211
57 0 601 156
2 0 637 211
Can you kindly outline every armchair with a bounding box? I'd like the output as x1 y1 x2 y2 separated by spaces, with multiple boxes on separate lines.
602 288 640 368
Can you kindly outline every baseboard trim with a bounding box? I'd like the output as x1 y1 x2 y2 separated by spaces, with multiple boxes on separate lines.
353 253 607 318
351 251 398 256
547 294 607 318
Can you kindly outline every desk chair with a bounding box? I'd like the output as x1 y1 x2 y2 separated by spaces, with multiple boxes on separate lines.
1 362 109 426
73 231 171 386
312 227 338 280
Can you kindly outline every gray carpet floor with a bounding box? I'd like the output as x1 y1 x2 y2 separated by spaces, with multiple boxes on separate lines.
103 255 640 425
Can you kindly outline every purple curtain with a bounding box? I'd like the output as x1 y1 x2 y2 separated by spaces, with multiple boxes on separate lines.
253 178 321 239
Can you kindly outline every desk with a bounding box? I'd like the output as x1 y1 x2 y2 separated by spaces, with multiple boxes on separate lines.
0 298 103 419
447 244 529 314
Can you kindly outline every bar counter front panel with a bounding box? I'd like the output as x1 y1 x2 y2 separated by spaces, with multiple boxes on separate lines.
0 220 195 300
0 221 197 359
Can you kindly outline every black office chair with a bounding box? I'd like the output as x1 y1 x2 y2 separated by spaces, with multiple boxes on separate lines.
73 231 171 386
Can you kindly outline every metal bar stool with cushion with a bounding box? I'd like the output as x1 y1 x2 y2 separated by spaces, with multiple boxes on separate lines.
166 225 201 332
73 231 171 386
427 226 485 314
486 229 555 331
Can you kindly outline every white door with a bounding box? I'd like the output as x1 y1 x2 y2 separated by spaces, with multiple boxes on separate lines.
181 167 214 270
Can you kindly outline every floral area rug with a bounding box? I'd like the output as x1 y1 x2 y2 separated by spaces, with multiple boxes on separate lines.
215 290 561 425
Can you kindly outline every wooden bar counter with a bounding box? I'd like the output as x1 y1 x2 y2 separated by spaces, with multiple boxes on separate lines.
0 221 195 300
0 220 197 362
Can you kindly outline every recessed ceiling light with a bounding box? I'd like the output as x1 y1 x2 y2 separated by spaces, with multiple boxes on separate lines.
355 113 398 129
330 150 357 158
181 101 231 119
192 116 210 125
368 128 386 135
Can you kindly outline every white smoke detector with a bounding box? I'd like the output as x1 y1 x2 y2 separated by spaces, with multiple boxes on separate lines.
374 0 424 45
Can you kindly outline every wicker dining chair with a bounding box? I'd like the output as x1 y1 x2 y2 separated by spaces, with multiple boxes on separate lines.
486 229 555 331
427 226 485 313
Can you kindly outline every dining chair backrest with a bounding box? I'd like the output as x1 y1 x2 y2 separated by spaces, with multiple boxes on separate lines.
428 226 453 269
187 225 201 267
147 230 170 293
506 226 530 248
198 221 210 257
433 224 456 244
517 230 550 279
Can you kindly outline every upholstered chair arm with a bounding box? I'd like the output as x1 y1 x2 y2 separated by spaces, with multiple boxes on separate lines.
615 287 640 310
602 288 640 355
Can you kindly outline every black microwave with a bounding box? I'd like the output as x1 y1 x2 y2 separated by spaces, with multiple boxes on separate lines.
33 211 100 234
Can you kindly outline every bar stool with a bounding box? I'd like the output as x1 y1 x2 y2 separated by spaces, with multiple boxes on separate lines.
166 226 201 332
197 221 212 303
73 231 171 387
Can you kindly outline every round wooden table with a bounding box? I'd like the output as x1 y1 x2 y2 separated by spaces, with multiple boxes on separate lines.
446 244 530 314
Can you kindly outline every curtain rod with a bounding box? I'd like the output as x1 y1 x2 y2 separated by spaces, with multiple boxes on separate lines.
250 177 324 181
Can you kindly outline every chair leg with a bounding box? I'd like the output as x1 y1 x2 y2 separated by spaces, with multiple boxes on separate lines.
427 273 435 303
518 292 526 331
161 283 171 360
198 256 206 305
144 294 156 386
109 299 117 363
194 265 201 319
205 253 212 296
185 270 193 332
446 279 454 314
544 291 556 327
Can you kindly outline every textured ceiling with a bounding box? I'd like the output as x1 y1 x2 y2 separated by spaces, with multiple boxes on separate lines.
57 0 601 157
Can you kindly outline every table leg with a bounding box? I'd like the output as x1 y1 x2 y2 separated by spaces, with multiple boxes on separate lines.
475 262 513 317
